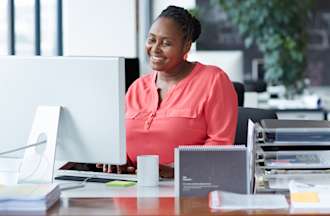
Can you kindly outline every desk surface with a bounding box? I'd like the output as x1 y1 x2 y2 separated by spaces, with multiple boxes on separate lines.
45 197 330 216
3 159 330 215
59 180 174 198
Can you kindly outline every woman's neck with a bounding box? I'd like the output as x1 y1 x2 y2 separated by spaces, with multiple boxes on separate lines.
156 61 194 86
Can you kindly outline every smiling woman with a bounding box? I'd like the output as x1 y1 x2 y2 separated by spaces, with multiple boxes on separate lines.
100 5 238 178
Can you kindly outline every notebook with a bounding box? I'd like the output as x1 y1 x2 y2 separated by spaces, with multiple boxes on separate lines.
0 183 60 212
174 145 249 197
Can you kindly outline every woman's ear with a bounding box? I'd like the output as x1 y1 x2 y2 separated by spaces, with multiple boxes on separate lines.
183 40 192 60
183 40 192 54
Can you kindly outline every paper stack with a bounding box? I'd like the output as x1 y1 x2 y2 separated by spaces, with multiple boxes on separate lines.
209 190 288 210
289 180 330 210
0 183 60 212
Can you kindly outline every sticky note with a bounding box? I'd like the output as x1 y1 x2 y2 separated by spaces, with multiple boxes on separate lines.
106 180 136 187
291 192 320 203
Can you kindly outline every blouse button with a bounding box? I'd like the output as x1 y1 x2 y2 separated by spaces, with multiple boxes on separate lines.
144 121 151 129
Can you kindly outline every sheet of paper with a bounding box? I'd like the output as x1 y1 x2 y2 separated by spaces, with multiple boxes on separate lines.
209 190 288 210
289 180 330 209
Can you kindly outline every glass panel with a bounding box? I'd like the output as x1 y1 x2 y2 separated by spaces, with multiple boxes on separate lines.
15 0 35 55
41 0 56 56
0 0 9 55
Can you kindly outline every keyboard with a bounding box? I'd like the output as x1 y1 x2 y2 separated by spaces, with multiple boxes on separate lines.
55 169 137 182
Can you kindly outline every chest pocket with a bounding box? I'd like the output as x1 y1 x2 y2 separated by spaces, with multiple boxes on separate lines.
164 108 204 131
165 109 198 119
125 111 150 120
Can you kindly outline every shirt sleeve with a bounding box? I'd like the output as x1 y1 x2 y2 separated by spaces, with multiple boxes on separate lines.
125 78 138 112
204 72 238 145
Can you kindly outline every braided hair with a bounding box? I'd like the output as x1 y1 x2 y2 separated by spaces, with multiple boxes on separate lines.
157 5 201 43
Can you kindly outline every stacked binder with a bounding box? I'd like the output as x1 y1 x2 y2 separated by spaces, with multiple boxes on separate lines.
255 119 330 193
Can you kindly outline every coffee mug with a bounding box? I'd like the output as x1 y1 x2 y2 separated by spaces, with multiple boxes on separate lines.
137 155 159 187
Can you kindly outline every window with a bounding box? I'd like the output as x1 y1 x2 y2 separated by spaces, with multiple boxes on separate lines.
0 0 9 55
15 0 35 55
41 0 57 55
1 0 62 56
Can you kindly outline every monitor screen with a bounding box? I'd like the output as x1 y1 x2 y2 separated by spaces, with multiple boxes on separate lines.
0 56 126 165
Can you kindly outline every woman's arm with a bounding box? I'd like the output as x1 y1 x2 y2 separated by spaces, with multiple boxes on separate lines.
204 72 238 145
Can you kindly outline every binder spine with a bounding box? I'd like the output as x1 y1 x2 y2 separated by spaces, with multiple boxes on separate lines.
177 145 246 151
174 148 180 197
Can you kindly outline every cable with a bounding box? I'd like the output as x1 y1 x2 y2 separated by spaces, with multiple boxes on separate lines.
59 175 97 191
0 140 47 156
0 140 48 183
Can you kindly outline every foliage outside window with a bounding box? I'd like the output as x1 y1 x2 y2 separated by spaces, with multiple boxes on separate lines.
219 0 313 93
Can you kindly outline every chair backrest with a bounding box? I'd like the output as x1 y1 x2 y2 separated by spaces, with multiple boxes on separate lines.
235 107 277 145
232 82 245 106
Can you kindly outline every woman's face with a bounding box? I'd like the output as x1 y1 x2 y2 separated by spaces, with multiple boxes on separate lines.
146 17 190 72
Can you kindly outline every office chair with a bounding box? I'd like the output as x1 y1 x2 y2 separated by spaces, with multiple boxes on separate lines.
235 107 277 145
244 80 267 92
232 82 245 106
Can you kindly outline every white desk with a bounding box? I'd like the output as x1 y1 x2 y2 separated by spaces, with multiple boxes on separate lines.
0 158 175 198
58 179 174 198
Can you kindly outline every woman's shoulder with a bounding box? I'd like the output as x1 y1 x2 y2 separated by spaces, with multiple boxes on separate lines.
127 72 154 91
134 72 153 83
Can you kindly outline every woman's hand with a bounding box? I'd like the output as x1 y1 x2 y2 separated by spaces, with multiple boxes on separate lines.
96 162 174 178
159 164 174 178
96 157 136 174
96 163 136 174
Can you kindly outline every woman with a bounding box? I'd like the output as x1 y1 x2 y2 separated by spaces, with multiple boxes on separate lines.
100 5 237 177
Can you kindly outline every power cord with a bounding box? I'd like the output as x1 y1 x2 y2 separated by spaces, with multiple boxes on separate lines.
1 142 94 189
0 140 50 183
59 175 97 191
0 140 46 156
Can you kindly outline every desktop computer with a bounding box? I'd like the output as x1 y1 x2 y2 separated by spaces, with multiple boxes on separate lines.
0 56 127 183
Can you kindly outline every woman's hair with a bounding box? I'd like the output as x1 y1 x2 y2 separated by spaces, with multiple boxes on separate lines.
158 5 201 43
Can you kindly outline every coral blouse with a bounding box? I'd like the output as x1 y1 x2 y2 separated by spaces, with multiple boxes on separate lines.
125 62 238 164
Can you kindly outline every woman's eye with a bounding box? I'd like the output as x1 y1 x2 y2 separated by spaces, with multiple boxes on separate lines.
147 38 156 44
163 41 171 46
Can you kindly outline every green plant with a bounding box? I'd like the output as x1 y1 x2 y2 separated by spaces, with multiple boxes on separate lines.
219 0 313 91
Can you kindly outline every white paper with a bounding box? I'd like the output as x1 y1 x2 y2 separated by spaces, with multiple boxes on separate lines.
289 180 330 209
247 119 256 194
209 190 288 210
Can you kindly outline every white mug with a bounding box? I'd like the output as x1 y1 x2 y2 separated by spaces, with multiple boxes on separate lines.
137 155 159 187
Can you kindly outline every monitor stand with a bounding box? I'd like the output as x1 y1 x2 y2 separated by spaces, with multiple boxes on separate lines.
18 106 61 184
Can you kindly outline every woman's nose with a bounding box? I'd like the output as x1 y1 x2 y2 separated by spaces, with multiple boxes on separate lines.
151 42 161 53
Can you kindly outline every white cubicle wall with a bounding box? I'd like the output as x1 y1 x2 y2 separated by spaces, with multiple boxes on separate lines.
62 0 137 58
187 51 244 83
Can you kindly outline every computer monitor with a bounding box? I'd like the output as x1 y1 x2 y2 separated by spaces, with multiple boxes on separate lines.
0 56 126 165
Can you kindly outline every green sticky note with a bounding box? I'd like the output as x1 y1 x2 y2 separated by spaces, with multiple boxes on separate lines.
106 180 136 187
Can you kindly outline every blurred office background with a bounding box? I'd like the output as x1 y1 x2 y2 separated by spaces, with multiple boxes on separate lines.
1 0 330 118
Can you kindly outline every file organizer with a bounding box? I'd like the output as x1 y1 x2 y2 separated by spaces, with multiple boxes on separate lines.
255 119 330 194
